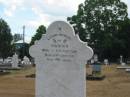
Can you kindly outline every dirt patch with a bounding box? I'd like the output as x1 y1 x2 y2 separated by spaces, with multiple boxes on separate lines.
87 64 130 97
0 65 129 97
0 67 35 97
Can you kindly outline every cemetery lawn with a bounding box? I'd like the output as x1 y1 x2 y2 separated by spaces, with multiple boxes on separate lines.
0 65 129 97
87 64 130 97
0 67 35 97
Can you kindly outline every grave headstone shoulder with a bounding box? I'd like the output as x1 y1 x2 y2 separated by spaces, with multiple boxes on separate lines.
29 21 93 97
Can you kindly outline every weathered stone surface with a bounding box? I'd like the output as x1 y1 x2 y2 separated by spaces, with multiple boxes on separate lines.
30 21 93 97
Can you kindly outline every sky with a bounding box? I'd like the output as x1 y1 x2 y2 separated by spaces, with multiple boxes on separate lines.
0 0 130 43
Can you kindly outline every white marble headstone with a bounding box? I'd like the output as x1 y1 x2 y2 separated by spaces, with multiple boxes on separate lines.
29 21 93 97
23 56 31 66
12 53 18 68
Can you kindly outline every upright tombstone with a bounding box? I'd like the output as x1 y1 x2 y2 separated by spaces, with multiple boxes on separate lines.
23 56 31 66
120 55 123 64
104 59 109 65
120 55 126 66
29 21 93 97
92 54 101 75
92 62 101 75
12 53 19 68
93 54 98 62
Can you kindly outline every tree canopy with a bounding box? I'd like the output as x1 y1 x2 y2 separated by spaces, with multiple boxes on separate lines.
67 0 128 61
0 18 13 59
30 25 46 46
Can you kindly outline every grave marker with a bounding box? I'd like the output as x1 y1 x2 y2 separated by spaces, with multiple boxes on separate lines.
30 21 93 97
120 55 123 64
92 62 101 76
23 56 31 66
12 53 18 68
104 59 109 65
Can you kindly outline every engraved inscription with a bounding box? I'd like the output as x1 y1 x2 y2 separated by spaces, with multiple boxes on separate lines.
42 34 77 62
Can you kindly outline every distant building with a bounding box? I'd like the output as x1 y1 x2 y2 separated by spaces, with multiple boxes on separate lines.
14 40 30 59
14 40 26 49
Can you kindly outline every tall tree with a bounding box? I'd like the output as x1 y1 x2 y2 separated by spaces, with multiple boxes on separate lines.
116 18 130 58
67 0 128 60
0 18 13 59
30 25 46 45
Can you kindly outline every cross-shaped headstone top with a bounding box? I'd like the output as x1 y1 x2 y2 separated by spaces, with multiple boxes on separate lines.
29 21 93 97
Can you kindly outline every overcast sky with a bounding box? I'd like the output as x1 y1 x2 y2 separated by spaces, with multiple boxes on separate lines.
0 0 130 43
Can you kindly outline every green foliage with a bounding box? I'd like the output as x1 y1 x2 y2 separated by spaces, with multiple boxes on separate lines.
30 25 46 45
67 0 128 61
115 19 130 58
0 18 13 59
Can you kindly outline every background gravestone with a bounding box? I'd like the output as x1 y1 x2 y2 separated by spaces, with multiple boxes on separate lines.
92 62 101 76
104 59 109 65
29 21 93 97
120 55 126 66
23 56 31 66
12 53 19 68
92 54 101 76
